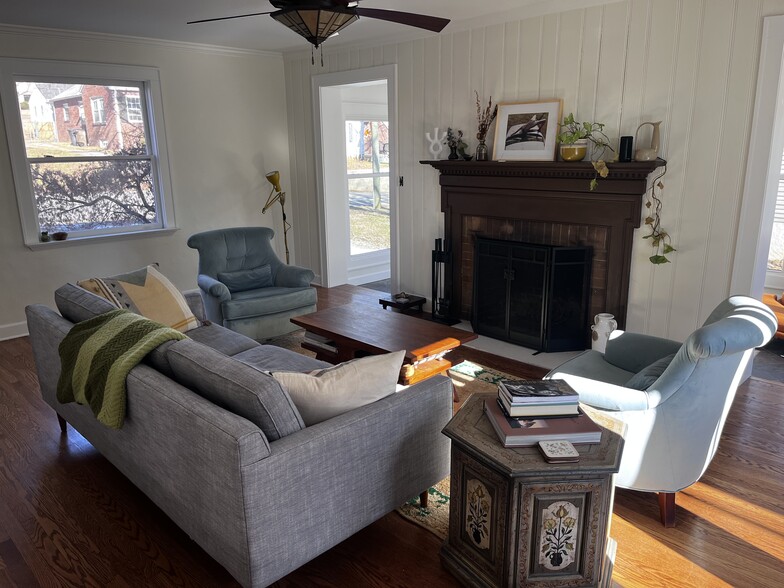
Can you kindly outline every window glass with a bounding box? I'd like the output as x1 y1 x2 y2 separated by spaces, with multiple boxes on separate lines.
0 59 170 243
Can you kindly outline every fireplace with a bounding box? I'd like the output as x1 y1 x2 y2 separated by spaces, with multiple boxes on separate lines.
421 158 665 333
473 237 592 352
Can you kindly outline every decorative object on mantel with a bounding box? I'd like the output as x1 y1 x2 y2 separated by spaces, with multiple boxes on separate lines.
444 128 467 161
474 90 498 161
634 121 662 161
591 313 617 354
556 113 614 190
426 127 447 160
52 231 68 241
262 170 291 264
619 136 634 162
493 99 561 162
39 231 51 243
642 164 675 264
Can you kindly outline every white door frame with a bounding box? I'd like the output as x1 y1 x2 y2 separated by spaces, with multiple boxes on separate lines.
732 15 784 296
312 64 399 290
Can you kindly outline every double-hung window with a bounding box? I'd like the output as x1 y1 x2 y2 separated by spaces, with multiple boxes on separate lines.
766 150 784 289
91 96 105 124
0 59 175 246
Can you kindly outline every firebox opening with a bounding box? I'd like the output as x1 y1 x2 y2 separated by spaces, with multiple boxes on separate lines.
472 237 592 352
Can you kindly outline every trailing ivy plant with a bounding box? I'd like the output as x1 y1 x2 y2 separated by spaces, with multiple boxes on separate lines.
642 165 676 264
556 113 614 190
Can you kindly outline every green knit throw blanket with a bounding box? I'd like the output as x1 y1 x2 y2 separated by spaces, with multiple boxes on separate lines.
57 309 187 429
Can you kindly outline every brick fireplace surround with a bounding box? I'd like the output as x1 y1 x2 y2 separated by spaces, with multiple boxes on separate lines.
422 159 665 329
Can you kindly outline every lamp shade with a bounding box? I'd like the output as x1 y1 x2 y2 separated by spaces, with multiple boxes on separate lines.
271 8 358 48
265 170 282 193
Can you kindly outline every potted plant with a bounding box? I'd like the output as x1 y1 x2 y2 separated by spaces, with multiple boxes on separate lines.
557 113 614 190
444 128 469 160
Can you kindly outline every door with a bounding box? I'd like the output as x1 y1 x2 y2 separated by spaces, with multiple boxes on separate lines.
312 66 398 290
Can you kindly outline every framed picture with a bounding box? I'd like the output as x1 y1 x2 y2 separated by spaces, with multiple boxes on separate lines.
493 99 562 161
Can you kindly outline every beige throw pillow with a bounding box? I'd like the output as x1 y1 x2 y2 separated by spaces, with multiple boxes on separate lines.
78 264 198 332
271 350 406 426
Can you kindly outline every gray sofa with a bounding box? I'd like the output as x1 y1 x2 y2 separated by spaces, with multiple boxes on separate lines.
25 284 452 587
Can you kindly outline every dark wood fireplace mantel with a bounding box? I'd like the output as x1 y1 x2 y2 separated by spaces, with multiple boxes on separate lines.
421 158 666 329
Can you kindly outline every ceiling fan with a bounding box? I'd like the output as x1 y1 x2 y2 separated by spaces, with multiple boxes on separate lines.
188 0 450 54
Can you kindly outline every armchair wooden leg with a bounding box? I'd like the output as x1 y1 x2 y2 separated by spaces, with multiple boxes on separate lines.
420 491 429 508
57 414 67 435
658 492 676 527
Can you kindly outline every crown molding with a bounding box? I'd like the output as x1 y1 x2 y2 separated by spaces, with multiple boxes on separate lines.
0 23 283 59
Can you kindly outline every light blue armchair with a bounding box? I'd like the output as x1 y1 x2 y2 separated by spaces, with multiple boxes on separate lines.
546 296 777 526
187 227 317 340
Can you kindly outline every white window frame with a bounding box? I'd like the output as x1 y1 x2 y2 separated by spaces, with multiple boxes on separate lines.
125 94 143 123
91 96 105 124
0 59 176 247
62 103 69 121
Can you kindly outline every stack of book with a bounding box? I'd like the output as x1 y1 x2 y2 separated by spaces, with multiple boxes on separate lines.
485 379 602 448
497 379 579 418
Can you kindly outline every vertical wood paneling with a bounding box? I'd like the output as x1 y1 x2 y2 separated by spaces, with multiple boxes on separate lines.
283 0 784 339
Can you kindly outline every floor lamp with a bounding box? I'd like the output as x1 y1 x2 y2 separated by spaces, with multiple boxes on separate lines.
263 171 291 264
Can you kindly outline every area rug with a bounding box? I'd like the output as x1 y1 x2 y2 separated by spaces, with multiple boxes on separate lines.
266 330 519 541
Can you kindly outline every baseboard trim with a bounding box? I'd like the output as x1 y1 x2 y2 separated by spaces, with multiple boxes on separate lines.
0 321 28 341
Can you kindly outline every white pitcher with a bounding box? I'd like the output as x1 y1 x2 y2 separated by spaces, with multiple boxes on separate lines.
591 313 617 354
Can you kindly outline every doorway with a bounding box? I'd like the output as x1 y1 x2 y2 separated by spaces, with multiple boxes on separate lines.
312 66 398 290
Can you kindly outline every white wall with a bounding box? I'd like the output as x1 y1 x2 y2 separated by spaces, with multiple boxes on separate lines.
284 0 779 341
0 27 291 339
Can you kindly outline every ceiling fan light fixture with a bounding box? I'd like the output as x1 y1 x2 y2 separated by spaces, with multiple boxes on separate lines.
272 8 359 48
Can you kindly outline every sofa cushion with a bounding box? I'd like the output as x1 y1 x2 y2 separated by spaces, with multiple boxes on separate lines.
218 265 273 293
78 265 198 332
167 339 304 441
187 323 260 356
271 351 405 426
55 283 117 323
233 345 330 372
625 354 676 390
222 287 317 319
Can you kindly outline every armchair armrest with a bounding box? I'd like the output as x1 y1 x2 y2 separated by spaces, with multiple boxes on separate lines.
604 330 682 373
275 264 315 288
550 373 652 411
197 274 231 302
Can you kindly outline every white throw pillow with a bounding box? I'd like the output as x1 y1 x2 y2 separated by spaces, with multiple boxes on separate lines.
271 350 406 426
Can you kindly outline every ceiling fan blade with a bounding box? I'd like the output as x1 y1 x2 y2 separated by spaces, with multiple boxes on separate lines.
353 8 450 33
187 11 274 25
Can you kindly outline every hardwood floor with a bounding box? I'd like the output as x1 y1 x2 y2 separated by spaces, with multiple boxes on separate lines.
0 285 782 587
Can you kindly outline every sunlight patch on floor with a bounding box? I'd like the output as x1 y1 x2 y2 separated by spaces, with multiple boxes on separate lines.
610 515 733 588
680 484 784 560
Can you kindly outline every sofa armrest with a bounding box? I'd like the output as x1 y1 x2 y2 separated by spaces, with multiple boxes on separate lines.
197 274 231 302
604 330 683 373
182 288 206 321
238 375 452 587
275 264 315 288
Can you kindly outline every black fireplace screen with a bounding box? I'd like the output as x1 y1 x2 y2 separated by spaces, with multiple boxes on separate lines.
472 237 592 352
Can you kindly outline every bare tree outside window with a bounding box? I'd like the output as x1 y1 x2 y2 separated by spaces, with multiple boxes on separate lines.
15 81 156 234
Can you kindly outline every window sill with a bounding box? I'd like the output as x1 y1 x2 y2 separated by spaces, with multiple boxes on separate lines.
26 227 179 251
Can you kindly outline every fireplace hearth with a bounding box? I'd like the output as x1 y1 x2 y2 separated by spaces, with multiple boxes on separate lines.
421 158 666 332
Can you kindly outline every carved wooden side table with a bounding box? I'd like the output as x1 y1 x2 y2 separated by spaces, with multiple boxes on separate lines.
441 395 624 588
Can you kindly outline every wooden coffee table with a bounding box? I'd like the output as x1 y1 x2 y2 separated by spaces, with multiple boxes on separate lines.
291 304 478 386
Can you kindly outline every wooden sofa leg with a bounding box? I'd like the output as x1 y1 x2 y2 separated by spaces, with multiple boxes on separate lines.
658 492 676 527
420 491 429 508
57 414 68 435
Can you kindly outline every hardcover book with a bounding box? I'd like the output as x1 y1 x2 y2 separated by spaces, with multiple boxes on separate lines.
497 391 580 418
484 398 602 447
498 378 579 403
